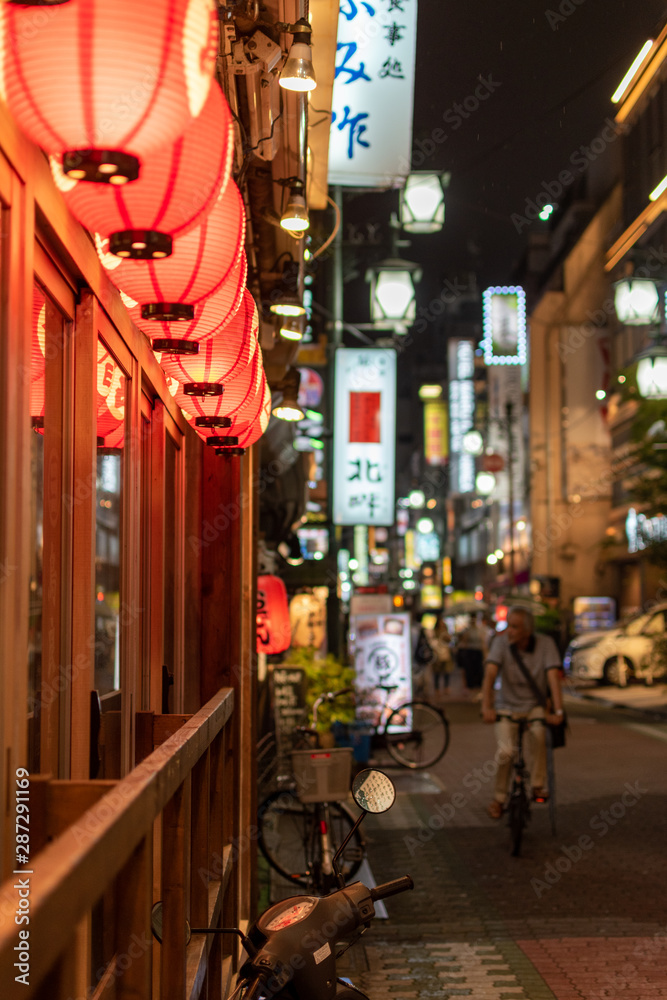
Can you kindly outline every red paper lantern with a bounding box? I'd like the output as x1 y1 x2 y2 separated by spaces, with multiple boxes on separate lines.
1 0 218 183
53 81 233 259
213 381 271 454
101 180 245 321
256 574 291 655
184 373 268 443
158 288 258 391
174 347 264 430
97 342 126 447
131 251 247 349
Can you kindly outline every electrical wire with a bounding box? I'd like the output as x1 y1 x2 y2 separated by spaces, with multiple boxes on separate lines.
310 195 341 261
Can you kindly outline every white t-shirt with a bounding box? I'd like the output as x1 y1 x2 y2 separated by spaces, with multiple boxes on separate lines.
486 632 561 714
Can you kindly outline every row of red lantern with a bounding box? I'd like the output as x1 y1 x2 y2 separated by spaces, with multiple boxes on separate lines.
10 0 271 455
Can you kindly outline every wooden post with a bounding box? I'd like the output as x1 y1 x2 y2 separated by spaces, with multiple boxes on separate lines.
200 449 243 703
115 833 152 1000
161 779 188 1000
70 292 97 780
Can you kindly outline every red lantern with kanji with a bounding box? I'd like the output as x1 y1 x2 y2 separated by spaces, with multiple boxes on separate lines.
101 180 245 321
158 288 258 391
53 81 233 259
97 342 126 448
256 574 291 655
130 251 247 349
1 0 218 184
173 346 264 430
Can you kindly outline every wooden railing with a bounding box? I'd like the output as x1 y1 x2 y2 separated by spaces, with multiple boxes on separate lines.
0 688 238 1000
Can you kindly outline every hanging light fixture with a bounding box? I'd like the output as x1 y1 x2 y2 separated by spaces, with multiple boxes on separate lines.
273 368 305 421
174 347 265 432
52 82 234 260
1 0 218 183
613 275 667 398
400 172 448 234
278 316 304 341
137 252 247 354
278 18 316 93
613 278 660 325
268 261 306 317
158 289 258 391
366 256 422 334
280 179 309 235
100 180 246 320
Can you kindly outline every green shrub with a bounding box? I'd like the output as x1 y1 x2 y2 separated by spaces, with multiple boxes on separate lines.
284 648 356 732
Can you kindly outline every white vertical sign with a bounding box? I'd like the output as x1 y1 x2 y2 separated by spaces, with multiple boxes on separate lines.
333 348 396 525
328 0 418 187
448 339 476 494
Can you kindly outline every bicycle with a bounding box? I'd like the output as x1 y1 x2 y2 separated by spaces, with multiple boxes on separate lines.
363 684 450 769
503 716 556 857
258 690 365 894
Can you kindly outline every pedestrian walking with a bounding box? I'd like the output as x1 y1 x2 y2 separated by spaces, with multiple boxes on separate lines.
429 617 453 704
455 618 485 693
480 606 565 819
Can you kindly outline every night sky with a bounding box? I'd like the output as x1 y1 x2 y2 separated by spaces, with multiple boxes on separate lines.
410 0 667 288
334 0 667 317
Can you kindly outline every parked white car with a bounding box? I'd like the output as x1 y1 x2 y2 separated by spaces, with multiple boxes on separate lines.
564 604 667 686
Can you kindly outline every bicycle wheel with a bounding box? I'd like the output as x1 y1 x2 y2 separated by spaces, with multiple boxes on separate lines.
257 790 364 890
384 701 450 768
508 787 529 857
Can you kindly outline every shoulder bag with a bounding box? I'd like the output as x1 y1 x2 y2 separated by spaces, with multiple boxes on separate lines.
509 643 567 749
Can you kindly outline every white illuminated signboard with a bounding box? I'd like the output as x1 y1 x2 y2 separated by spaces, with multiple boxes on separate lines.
482 286 527 365
333 348 396 525
448 339 475 494
328 0 418 187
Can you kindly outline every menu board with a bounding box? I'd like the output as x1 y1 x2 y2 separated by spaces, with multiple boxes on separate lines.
269 666 306 755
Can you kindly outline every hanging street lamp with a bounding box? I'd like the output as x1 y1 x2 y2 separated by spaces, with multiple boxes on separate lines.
399 172 449 234
613 276 667 399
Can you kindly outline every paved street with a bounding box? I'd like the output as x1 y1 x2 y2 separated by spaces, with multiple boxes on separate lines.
336 693 667 1000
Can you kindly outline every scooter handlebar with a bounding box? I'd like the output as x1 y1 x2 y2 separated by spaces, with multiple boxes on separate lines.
370 876 414 901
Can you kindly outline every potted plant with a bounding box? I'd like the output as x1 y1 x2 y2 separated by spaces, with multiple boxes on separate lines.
284 647 356 746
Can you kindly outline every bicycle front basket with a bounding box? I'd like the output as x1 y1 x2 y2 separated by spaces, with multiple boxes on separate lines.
290 747 353 803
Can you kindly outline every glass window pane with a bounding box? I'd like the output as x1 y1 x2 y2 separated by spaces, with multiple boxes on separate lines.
28 284 46 773
95 339 126 700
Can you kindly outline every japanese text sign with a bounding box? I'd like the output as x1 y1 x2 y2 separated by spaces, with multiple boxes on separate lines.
333 348 396 525
328 0 418 187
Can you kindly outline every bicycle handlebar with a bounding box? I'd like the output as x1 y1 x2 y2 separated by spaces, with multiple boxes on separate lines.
370 875 414 901
311 687 356 726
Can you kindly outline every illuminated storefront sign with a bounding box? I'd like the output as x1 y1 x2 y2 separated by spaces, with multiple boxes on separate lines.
424 400 448 466
482 286 527 365
448 339 475 494
334 348 396 525
328 0 418 187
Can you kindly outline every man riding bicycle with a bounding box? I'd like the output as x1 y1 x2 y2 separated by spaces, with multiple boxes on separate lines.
480 607 564 819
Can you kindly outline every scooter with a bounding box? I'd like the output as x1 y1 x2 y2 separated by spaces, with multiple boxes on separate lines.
152 768 414 1000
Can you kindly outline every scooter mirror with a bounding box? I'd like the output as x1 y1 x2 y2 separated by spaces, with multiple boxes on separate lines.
352 768 396 814
151 901 192 945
